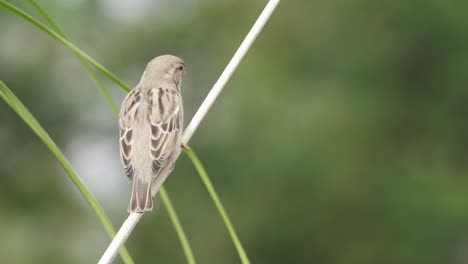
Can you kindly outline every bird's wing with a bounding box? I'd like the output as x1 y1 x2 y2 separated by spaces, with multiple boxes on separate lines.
148 87 182 174
119 88 140 180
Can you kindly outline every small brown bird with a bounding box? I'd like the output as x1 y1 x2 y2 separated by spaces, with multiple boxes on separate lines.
119 55 185 213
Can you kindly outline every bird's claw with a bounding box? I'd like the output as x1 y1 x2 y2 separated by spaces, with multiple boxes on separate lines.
181 142 190 151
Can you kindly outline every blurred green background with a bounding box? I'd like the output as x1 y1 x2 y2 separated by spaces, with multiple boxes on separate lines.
2 0 468 263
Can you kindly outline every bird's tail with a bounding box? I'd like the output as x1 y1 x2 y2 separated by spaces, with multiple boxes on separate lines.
128 177 153 213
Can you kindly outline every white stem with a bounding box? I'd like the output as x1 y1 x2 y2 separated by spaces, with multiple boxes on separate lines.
98 213 142 264
98 0 280 263
182 0 280 143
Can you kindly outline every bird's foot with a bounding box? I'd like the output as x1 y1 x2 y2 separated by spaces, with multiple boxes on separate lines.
181 142 190 151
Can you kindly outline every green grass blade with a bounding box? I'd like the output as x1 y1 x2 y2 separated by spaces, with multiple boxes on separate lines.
185 149 250 264
160 188 196 264
0 80 134 264
23 2 132 262
26 0 119 122
0 0 130 92
27 0 65 36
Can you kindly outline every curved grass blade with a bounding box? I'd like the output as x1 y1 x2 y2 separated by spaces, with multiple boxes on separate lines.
0 80 134 264
185 149 250 264
27 0 118 119
159 188 196 264
0 0 130 92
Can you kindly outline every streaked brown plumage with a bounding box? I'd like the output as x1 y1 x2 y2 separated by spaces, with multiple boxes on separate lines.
119 55 185 213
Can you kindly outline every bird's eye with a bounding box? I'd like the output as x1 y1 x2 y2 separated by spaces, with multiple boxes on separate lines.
177 65 185 71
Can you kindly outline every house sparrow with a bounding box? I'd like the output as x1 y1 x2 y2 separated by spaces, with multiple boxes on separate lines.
119 55 185 213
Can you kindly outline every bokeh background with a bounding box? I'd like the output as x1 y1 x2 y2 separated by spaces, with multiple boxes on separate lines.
1 0 468 263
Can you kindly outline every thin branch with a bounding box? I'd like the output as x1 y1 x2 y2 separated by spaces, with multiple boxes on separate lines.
98 0 281 263
97 192 198 264
182 0 280 143
98 213 143 264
